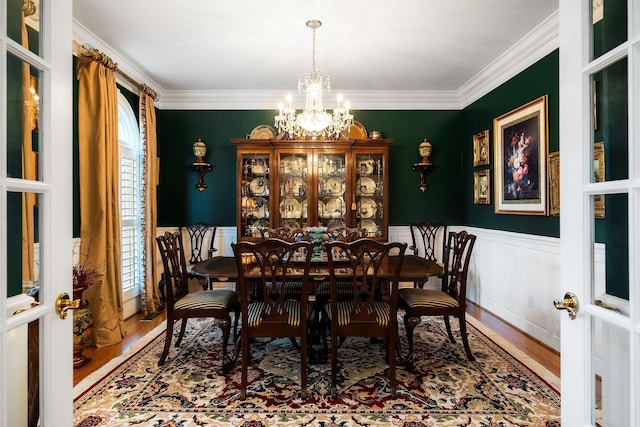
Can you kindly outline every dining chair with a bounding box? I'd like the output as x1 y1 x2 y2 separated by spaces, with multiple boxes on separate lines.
324 238 407 399
155 231 239 373
182 223 219 289
408 222 447 288
398 230 477 370
232 238 314 400
157 224 218 307
314 226 370 352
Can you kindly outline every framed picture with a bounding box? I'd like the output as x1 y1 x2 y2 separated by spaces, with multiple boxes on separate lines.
493 95 548 215
593 141 605 218
473 129 490 166
548 152 560 216
473 169 490 204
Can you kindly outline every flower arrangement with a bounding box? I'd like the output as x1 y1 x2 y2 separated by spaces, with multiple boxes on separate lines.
73 241 102 291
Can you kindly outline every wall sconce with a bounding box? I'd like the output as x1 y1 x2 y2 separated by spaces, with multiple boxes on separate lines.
411 138 434 192
189 138 213 192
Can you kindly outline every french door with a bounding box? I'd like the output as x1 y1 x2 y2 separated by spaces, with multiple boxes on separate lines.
1 1 73 426
558 0 639 425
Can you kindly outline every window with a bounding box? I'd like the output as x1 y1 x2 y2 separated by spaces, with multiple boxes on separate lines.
118 92 142 304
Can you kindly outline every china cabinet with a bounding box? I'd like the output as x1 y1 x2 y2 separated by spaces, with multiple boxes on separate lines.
234 138 391 241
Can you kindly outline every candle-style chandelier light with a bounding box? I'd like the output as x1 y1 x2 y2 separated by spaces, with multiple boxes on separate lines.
275 20 354 140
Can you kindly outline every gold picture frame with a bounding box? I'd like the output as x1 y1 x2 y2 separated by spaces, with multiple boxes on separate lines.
473 129 490 167
548 152 560 216
594 141 605 218
473 169 490 205
493 95 548 215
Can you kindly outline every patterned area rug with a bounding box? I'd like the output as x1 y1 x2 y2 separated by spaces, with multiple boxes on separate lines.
74 315 560 426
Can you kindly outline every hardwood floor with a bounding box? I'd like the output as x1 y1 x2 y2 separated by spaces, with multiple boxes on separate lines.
73 301 560 387
73 311 166 386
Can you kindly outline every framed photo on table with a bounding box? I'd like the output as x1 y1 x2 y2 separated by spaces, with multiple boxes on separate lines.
493 95 548 215
473 169 490 204
473 129 490 166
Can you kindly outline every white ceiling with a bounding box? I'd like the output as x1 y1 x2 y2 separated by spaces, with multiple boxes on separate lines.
72 0 558 108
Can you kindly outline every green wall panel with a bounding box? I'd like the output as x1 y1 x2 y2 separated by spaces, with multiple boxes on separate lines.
155 109 463 227
462 50 560 237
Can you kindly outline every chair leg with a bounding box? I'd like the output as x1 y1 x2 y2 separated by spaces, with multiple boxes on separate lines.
232 304 240 340
330 326 338 399
158 275 166 310
218 316 233 374
158 319 174 366
403 315 421 370
175 318 188 347
443 315 456 343
458 315 475 361
240 333 249 400
388 334 396 398
300 331 308 400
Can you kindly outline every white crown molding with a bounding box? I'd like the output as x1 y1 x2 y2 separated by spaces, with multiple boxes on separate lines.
154 90 461 111
72 11 559 111
457 10 559 108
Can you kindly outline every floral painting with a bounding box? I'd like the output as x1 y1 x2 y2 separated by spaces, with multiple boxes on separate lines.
493 95 548 215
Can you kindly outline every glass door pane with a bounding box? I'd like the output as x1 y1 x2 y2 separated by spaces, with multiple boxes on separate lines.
240 154 270 237
591 0 627 60
317 152 346 229
355 154 384 237
6 53 42 181
278 152 308 229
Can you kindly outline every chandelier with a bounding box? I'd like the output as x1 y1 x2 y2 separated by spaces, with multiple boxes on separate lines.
275 20 354 140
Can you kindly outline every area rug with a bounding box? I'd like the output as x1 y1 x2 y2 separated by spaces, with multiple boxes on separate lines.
74 315 560 426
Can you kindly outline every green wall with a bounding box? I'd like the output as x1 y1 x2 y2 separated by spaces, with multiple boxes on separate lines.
462 50 560 237
72 49 563 240
155 110 464 227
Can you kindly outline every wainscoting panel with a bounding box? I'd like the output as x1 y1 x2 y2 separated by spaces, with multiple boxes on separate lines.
462 227 562 351
392 226 562 351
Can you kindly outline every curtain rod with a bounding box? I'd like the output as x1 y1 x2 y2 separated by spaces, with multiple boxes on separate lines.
74 41 158 100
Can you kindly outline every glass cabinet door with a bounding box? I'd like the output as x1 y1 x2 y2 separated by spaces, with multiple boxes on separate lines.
277 153 309 229
355 153 384 237
240 154 270 237
317 152 347 229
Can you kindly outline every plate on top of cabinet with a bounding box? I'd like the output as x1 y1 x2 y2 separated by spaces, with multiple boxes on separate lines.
342 121 367 140
250 125 276 139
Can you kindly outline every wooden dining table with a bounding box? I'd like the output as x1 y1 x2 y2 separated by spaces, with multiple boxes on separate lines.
190 253 443 283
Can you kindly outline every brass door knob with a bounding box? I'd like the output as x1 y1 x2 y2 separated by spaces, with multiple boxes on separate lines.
55 292 88 320
553 291 579 320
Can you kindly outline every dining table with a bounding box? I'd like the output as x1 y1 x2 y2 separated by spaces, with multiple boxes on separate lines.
190 253 443 284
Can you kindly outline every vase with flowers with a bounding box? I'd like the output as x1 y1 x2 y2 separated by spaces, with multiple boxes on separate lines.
306 226 327 262
72 244 102 368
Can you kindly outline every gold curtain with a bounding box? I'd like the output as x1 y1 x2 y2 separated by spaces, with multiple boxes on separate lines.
140 88 162 315
21 8 36 282
77 49 125 347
